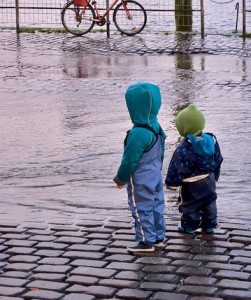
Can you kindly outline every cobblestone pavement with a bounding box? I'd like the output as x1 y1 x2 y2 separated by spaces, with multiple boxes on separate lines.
0 31 251 299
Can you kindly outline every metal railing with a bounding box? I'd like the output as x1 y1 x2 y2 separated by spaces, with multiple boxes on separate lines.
0 0 250 37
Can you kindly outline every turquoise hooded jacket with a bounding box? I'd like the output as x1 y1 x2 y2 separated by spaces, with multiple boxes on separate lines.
114 82 166 185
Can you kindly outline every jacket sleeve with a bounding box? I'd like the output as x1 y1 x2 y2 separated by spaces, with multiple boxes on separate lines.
115 128 154 184
213 139 223 181
165 143 189 187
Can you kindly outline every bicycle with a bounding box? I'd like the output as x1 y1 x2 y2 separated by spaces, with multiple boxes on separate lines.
61 0 147 36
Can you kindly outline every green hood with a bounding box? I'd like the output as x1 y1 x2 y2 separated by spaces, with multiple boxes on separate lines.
125 82 161 129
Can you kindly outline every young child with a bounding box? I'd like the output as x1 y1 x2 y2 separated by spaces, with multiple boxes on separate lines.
113 82 166 253
165 104 223 234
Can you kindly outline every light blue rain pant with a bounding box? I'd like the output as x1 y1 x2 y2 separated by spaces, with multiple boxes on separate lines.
127 135 166 243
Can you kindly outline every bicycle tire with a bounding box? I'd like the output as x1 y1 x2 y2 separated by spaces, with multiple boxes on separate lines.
113 0 147 36
61 0 95 36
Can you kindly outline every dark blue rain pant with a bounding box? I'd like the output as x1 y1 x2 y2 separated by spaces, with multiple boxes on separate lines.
179 173 217 231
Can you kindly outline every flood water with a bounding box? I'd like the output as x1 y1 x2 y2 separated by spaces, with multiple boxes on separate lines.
0 33 251 223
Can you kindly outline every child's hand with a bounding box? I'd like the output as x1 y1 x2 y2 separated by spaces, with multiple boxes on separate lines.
116 184 124 189
113 176 125 189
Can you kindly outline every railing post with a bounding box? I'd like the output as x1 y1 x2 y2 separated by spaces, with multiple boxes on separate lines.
200 0 204 39
106 0 110 38
243 0 246 40
15 0 20 33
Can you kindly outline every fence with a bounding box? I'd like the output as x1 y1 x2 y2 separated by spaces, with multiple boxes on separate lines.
0 0 251 37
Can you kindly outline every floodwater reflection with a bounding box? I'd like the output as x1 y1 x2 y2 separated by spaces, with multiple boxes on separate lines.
0 37 251 222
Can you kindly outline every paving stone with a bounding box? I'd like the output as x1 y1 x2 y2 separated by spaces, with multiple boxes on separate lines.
206 240 244 250
62 250 104 260
85 233 112 239
144 273 179 283
49 225 79 231
34 265 72 273
142 265 177 274
231 256 251 264
204 262 243 271
35 242 69 250
115 271 144 281
70 259 107 268
219 289 251 299
0 297 24 300
107 262 143 271
66 275 99 285
6 247 37 255
193 254 230 262
100 278 139 288
229 249 251 257
0 286 25 297
230 236 251 244
22 289 63 299
2 271 29 278
4 263 37 272
140 281 176 292
71 266 116 278
176 266 212 276
55 236 87 244
171 260 203 267
0 253 10 261
136 257 171 265
116 288 152 299
152 292 189 300
27 229 55 235
26 280 69 292
0 227 26 234
217 279 251 289
215 270 251 280
22 223 49 230
1 234 30 240
184 276 217 285
31 272 67 281
53 231 84 237
37 257 70 265
88 239 112 246
34 250 64 257
62 294 95 300
4 240 37 247
105 254 135 262
0 222 20 228
229 230 251 237
243 265 251 273
165 245 191 252
29 235 56 242
8 255 41 263
66 284 116 297
179 285 218 296
166 252 194 260
75 221 104 227
67 244 105 251
0 277 29 287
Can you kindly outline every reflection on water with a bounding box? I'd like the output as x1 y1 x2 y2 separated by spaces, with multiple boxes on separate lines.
0 35 251 222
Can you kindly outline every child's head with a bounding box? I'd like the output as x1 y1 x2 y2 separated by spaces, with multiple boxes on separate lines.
125 82 161 125
175 104 205 137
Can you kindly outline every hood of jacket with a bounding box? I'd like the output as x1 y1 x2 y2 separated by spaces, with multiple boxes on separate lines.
125 82 161 129
187 133 215 158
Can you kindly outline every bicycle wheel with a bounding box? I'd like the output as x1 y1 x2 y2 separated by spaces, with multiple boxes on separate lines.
113 0 147 36
61 0 95 36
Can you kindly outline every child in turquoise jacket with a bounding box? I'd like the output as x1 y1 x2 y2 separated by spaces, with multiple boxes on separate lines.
113 82 166 253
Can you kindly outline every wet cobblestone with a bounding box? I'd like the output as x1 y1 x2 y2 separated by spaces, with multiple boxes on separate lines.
0 30 251 299
0 214 250 299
